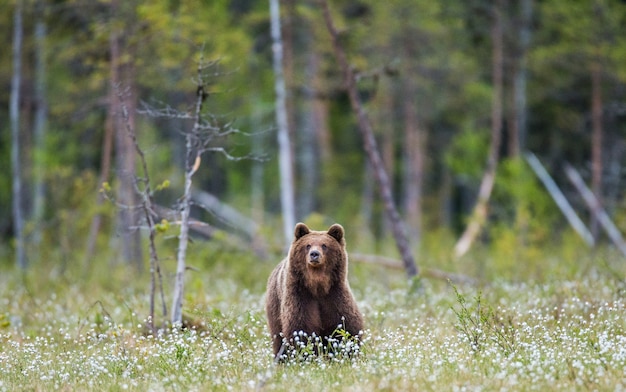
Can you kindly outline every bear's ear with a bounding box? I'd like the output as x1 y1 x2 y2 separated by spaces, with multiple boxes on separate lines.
327 224 344 242
294 222 310 240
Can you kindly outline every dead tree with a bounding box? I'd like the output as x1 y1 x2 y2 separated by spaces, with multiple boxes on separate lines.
118 90 166 335
319 0 418 278
139 57 248 327
10 0 25 269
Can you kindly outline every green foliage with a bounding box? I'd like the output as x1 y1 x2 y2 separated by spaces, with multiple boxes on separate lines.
0 313 10 329
2 0 626 304
486 158 559 277
451 284 516 356
445 125 489 179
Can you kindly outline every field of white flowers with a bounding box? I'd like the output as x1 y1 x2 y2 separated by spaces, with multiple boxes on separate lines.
1 269 626 391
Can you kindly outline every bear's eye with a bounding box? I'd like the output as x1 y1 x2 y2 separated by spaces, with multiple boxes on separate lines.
306 244 311 250
322 244 327 251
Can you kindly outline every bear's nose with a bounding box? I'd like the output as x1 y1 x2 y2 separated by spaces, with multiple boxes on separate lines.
309 250 320 261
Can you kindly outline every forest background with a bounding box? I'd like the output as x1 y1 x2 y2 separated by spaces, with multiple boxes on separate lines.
2 0 626 285
4 2 626 390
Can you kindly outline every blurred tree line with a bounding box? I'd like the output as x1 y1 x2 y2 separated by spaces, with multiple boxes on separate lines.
2 0 626 275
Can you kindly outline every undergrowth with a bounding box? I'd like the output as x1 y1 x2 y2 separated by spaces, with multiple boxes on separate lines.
451 284 517 356
1 249 626 391
275 325 365 364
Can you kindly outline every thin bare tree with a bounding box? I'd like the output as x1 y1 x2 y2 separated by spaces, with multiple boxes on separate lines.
319 0 418 278
117 89 167 334
32 0 48 248
11 0 25 269
139 57 247 326
171 62 207 326
270 0 296 245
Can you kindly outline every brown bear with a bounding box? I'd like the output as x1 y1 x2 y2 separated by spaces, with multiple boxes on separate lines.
265 222 364 359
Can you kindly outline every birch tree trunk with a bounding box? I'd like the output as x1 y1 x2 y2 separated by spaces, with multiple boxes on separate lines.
402 94 425 241
454 0 504 258
320 0 418 278
270 0 296 245
32 0 48 247
171 65 206 326
509 0 533 157
11 0 26 269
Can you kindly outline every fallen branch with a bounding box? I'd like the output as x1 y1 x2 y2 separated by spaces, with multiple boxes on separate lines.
525 152 594 247
191 189 259 239
153 204 216 239
153 204 267 258
564 163 626 257
191 190 267 258
351 253 477 286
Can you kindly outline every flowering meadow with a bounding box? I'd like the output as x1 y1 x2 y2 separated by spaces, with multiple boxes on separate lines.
1 266 625 391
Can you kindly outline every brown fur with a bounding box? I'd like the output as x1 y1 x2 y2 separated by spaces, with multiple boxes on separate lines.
265 222 364 357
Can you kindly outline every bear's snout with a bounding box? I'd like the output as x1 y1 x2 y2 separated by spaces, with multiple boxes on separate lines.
308 249 321 264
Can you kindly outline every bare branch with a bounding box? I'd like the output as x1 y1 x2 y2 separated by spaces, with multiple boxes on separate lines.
350 253 477 286
117 86 167 333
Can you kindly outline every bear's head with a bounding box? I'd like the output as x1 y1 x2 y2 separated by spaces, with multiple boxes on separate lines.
288 222 347 296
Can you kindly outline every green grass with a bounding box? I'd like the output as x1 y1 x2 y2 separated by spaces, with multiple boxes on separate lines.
1 254 626 391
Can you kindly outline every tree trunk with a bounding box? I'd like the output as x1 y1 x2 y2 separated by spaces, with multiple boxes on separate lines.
402 95 425 241
454 0 504 258
320 0 418 278
171 157 192 326
11 0 26 269
32 0 48 248
590 61 603 240
118 92 166 334
270 0 296 245
171 59 210 326
110 4 143 270
171 70 205 326
509 0 533 157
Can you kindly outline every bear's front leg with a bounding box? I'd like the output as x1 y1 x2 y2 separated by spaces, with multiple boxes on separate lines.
280 298 322 351
329 288 364 338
